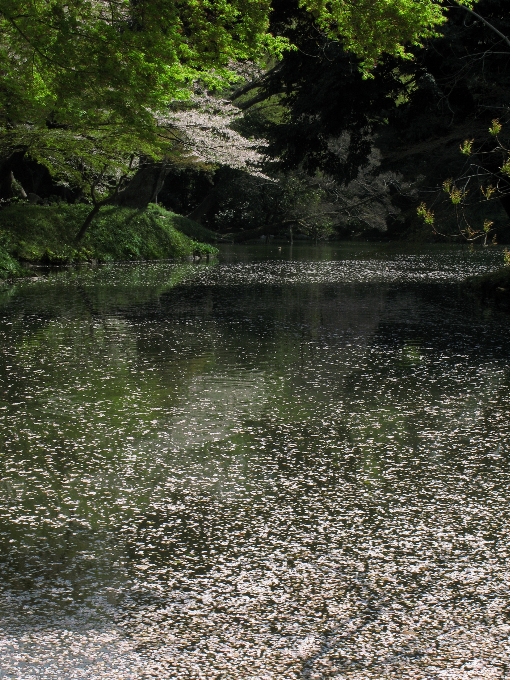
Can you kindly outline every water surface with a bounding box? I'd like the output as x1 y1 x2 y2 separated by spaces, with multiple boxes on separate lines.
1 244 510 679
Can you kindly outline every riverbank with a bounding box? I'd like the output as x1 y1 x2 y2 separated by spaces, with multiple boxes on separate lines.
0 203 218 279
468 266 510 310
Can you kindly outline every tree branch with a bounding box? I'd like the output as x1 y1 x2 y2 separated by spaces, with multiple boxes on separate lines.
230 63 282 102
2 13 69 69
236 90 280 110
450 3 510 49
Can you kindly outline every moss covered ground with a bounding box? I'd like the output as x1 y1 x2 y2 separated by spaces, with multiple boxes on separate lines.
0 203 218 279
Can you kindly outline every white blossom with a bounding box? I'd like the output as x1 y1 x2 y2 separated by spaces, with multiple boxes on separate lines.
162 94 268 175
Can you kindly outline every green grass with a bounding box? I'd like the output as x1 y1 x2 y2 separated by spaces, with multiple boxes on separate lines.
0 240 24 278
169 212 232 243
0 203 217 279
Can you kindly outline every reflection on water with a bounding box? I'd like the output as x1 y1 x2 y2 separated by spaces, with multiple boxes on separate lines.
1 245 510 678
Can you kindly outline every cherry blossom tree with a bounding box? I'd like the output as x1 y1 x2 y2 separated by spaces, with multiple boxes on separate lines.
164 93 268 176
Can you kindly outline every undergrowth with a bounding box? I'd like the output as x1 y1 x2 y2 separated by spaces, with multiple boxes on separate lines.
0 203 217 279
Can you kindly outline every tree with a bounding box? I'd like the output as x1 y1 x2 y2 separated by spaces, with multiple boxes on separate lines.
231 1 416 184
387 0 510 240
0 0 280 128
165 92 268 175
230 0 510 239
0 0 476 239
0 0 283 235
417 118 510 243
0 0 470 139
297 0 447 71
205 139 411 242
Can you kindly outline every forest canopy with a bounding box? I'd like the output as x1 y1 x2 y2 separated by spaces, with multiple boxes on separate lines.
1 0 496 242
0 0 472 132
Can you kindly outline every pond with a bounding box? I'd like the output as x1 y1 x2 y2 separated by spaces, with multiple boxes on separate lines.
1 243 510 679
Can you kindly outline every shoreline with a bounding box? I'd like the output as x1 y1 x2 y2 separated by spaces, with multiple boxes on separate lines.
467 266 510 310
0 203 218 280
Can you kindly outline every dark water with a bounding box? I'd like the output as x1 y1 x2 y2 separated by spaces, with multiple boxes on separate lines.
1 244 510 678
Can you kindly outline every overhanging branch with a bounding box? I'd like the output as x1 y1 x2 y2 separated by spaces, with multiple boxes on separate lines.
450 2 510 49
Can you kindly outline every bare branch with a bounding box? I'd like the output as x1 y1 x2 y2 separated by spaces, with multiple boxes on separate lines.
449 3 510 49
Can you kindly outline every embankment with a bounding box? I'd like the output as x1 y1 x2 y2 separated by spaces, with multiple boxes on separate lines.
0 203 218 279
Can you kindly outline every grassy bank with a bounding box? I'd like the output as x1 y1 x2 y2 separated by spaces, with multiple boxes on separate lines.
0 203 218 279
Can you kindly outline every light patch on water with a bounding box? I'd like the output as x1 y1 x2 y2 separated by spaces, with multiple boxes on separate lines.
0 626 147 679
188 249 502 287
167 371 267 447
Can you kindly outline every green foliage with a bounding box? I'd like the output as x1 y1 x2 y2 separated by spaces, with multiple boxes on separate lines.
0 242 25 279
252 0 510 246
277 174 334 240
0 0 459 132
0 203 216 276
481 185 497 200
440 178 468 205
460 139 474 156
483 219 494 234
417 203 434 226
450 186 467 205
0 0 280 130
0 0 486 252
0 0 475 215
421 111 510 244
3 130 176 231
489 119 502 136
501 158 510 177
0 0 286 197
298 0 454 71
212 169 335 240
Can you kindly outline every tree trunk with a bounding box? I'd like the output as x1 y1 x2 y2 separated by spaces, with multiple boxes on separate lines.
10 171 27 199
150 161 169 204
76 203 103 242
116 163 170 208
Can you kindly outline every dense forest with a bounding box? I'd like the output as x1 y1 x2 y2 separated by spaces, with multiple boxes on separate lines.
0 0 509 271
